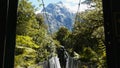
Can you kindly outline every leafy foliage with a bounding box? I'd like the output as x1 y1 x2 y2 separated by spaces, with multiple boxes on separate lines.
15 0 59 67
55 27 70 46
55 0 107 67
15 35 38 67
16 35 39 49
15 0 106 68
17 0 37 35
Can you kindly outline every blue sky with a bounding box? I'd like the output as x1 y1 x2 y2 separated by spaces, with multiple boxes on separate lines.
29 0 63 10
29 0 88 13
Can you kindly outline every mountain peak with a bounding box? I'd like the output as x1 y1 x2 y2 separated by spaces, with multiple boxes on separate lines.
41 2 75 33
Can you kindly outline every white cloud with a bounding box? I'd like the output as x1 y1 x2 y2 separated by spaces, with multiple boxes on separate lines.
65 0 85 3
35 10 41 14
35 0 89 13
64 0 88 13
66 0 79 3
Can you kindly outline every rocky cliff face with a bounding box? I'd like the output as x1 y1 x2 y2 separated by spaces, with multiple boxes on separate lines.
41 1 75 33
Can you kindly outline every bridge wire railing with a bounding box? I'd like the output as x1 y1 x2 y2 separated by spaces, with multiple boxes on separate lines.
37 0 96 68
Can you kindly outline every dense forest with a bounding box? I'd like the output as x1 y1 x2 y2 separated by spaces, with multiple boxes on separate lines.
15 0 107 68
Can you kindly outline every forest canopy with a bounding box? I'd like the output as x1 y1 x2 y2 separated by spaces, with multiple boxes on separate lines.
15 0 106 68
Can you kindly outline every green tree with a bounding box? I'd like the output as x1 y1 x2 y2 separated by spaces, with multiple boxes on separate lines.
72 0 106 67
15 35 39 67
56 27 70 46
55 27 77 57
16 0 39 36
15 0 58 67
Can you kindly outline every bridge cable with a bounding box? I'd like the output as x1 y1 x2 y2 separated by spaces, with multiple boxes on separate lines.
41 0 82 60
41 0 52 34
75 0 82 23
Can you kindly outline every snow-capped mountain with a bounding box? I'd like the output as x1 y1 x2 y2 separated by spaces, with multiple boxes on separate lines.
41 1 75 33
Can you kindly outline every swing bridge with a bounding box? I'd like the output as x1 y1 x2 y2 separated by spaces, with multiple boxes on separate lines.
35 0 97 68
